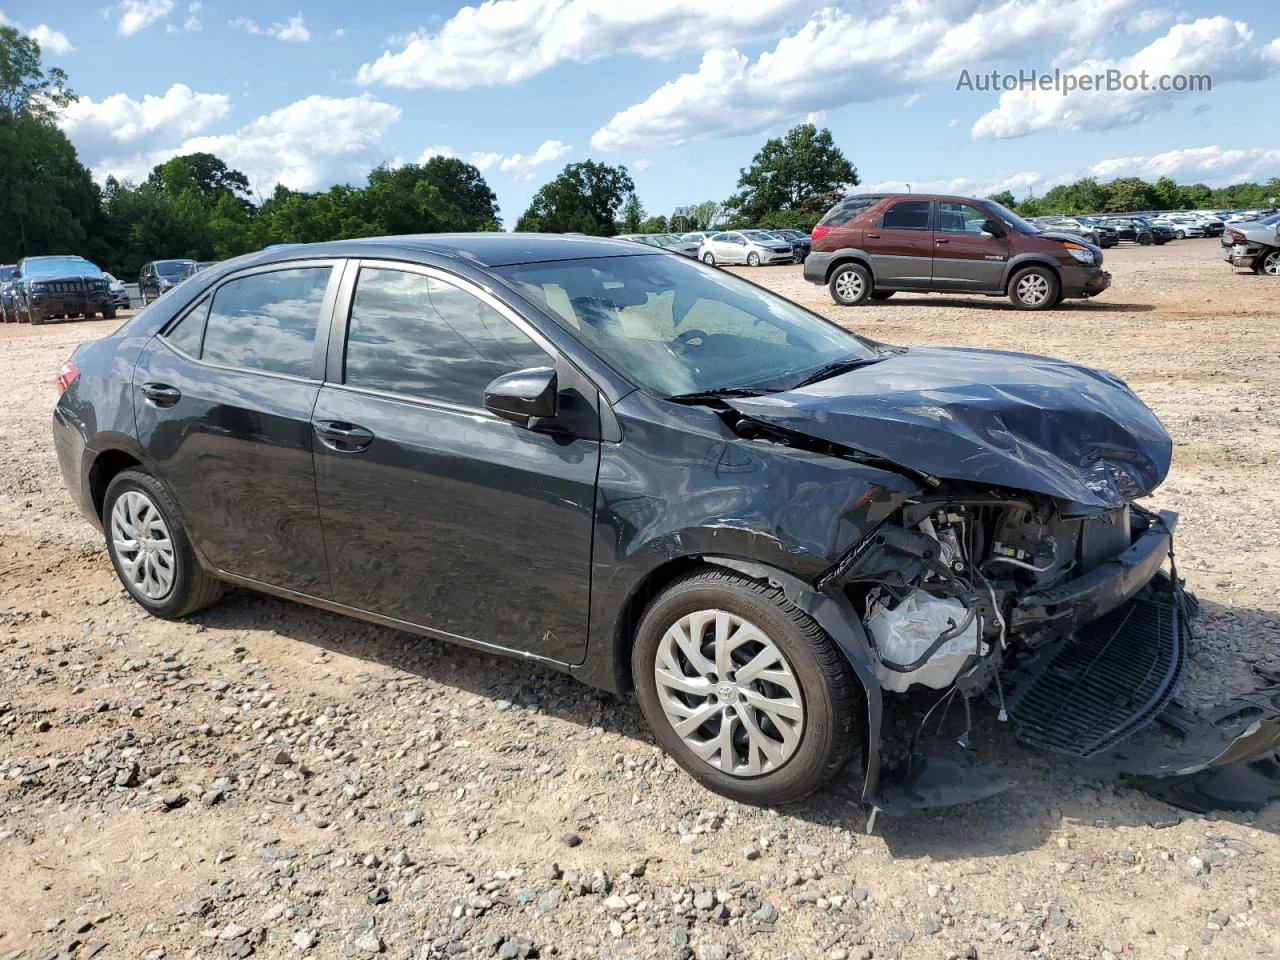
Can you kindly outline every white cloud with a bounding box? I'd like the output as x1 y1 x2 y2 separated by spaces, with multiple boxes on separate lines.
470 139 571 178
0 10 74 52
867 171 1046 199
231 12 312 42
58 83 231 155
1126 7 1170 32
79 94 401 195
357 0 822 89
417 145 455 164
591 0 1144 149
632 158 652 172
972 17 1280 138
117 0 173 35
184 1 201 31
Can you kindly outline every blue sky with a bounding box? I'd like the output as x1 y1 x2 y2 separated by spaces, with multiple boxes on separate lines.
4 0 1279 224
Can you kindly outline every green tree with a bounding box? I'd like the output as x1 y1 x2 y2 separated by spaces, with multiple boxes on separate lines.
639 214 668 233
516 160 634 235
620 192 645 233
1153 175 1183 211
1103 177 1158 213
0 26 74 123
724 124 858 225
364 157 501 233
689 200 723 230
985 190 1016 209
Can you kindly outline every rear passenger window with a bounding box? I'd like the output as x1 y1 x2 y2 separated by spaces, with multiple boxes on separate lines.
880 201 932 231
343 268 548 407
164 296 210 356
818 196 878 227
201 267 331 377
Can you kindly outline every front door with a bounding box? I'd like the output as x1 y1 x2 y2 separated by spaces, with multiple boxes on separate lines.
929 200 1010 292
863 199 934 289
133 263 339 595
311 262 600 664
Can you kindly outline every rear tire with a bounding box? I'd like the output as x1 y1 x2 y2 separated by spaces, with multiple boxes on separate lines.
828 262 872 306
103 469 223 619
631 568 860 805
1008 265 1059 310
1258 249 1280 277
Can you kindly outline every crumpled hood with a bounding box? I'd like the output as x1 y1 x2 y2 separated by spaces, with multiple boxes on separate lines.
727 347 1171 508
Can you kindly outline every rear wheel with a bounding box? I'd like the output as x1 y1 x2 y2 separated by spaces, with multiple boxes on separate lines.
746 252 761 267
1258 249 1280 277
828 262 872 306
1008 265 1059 310
103 469 223 619
631 569 860 805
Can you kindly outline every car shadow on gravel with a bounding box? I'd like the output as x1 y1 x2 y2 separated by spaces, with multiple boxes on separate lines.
192 588 1279 860
864 297 1158 312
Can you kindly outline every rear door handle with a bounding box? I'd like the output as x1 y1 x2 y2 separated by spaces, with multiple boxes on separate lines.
865 232 880 239
935 238 950 244
313 420 375 453
140 382 181 407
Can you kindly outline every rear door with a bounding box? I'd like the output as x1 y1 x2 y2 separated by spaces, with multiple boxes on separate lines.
929 200 1010 292
862 199 934 289
133 261 340 596
311 260 600 664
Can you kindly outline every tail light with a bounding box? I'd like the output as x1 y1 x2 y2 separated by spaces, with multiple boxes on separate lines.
1224 229 1245 244
811 225 831 242
56 361 79 395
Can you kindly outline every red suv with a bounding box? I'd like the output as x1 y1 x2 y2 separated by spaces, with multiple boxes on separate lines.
805 194 1111 310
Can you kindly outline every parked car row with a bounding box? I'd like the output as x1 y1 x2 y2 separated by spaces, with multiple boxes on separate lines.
617 229 812 265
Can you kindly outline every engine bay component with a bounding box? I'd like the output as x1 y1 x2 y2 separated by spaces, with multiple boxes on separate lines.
867 591 985 692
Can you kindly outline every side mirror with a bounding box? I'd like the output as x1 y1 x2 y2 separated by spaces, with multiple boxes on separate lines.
981 219 1006 237
484 367 558 428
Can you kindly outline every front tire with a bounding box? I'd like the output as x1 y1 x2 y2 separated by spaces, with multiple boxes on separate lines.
746 252 761 267
1008 265 1059 310
103 469 223 619
702 252 716 266
828 262 872 306
631 569 860 805
101 306 117 320
1138 234 1152 246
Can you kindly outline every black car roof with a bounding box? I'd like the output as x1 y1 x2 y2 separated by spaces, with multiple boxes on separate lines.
245 233 654 269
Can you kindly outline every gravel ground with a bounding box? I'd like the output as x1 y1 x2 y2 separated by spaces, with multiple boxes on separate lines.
2 238 1278 960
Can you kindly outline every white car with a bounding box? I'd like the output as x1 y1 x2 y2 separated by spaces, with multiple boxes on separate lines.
1151 217 1205 239
698 230 795 266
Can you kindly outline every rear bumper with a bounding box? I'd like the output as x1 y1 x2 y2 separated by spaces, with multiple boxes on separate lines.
52 405 99 528
1221 242 1263 268
804 251 835 284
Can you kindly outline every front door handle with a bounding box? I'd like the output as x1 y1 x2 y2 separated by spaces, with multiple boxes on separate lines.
935 238 950 244
865 232 880 239
140 382 181 407
313 420 375 453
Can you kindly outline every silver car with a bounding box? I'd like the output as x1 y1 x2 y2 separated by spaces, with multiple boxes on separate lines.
1221 212 1280 275
698 230 795 266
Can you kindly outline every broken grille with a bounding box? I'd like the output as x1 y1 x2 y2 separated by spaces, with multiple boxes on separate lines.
1007 595 1185 758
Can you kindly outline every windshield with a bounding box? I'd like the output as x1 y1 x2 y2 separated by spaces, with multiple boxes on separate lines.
495 254 876 397
985 201 1042 235
739 230 784 243
155 260 194 278
0 266 14 281
22 257 104 279
1254 213 1280 226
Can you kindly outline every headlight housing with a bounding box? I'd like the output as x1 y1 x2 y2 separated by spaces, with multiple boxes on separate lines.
1063 241 1095 265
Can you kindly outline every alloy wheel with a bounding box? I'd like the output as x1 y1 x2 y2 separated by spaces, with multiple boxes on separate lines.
110 490 177 601
1262 250 1280 276
653 609 805 777
1016 272 1050 306
834 269 864 302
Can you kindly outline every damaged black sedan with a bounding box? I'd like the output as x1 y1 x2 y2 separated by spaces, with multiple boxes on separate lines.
52 235 1229 808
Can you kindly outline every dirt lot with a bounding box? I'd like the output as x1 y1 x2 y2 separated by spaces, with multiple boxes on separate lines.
2 238 1278 960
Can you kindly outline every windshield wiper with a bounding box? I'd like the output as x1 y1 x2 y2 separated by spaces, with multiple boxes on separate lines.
788 356 883 389
666 386 776 404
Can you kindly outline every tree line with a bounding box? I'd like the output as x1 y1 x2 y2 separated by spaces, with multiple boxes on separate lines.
3 27 1277 278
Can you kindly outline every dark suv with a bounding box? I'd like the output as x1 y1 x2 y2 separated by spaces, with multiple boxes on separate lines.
139 259 197 304
12 256 114 324
0 264 16 323
806 194 1111 309
52 234 1216 809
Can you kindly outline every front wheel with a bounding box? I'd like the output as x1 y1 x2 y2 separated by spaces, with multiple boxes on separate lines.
1257 249 1280 277
746 252 761 267
631 569 860 805
103 469 223 619
702 252 716 266
1174 230 1185 240
101 306 117 320
1008 265 1059 310
1137 234 1152 246
828 262 872 306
